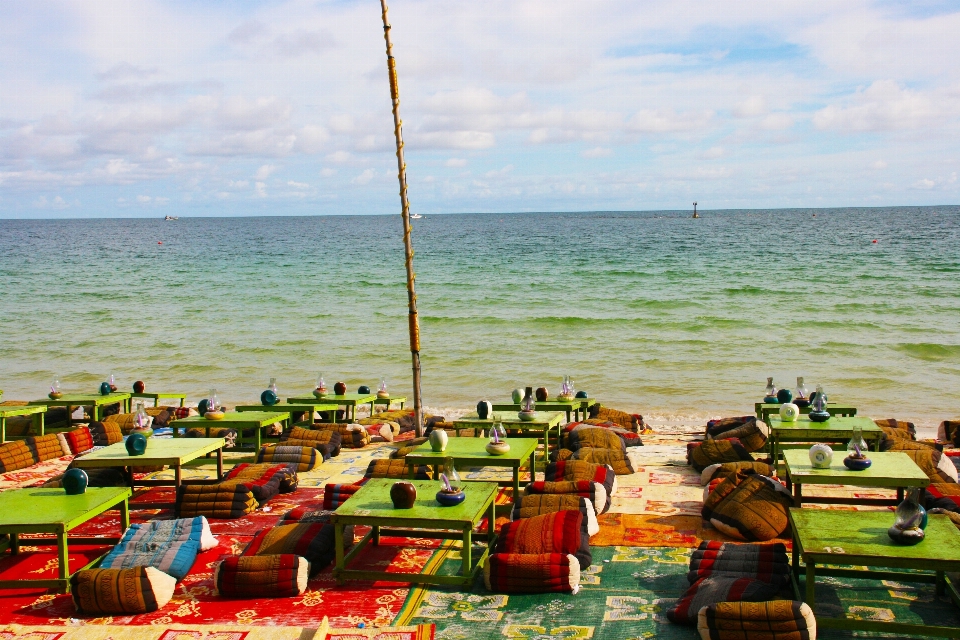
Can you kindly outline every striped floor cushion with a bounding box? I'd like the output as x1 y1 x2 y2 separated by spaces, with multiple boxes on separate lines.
562 427 627 454
700 461 776 485
705 416 756 438
688 541 791 588
364 459 432 480
564 448 635 475
99 539 200 581
697 600 816 640
88 421 124 446
701 473 793 542
484 552 581 594
57 427 95 455
243 522 338 574
280 426 342 458
323 482 365 510
511 494 599 536
311 423 370 448
667 576 778 625
214 554 309 598
687 439 755 472
495 510 591 569
525 480 607 516
224 462 297 498
544 460 617 509
71 567 176 615
256 445 320 472
391 437 429 459
120 516 218 551
706 421 770 454
0 440 37 473
176 481 258 519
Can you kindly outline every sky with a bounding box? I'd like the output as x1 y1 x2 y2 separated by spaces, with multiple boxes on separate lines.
1 0 959 219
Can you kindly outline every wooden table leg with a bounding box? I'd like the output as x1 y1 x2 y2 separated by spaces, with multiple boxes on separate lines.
334 523 345 586
57 529 69 593
174 465 182 492
794 483 802 508
529 451 537 482
1 417 5 443
805 560 816 605
37 411 45 437
512 463 521 503
461 526 472 578
217 448 223 479
120 498 130 530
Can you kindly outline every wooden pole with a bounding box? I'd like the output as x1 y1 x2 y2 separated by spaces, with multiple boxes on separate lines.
380 0 424 436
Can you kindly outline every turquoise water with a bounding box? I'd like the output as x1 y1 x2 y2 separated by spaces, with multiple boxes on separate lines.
1 208 959 428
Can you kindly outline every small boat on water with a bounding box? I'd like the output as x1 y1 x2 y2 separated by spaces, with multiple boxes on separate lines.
410 213 423 219
164 215 179 221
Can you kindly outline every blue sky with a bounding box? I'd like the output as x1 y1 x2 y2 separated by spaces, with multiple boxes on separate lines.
1 0 958 218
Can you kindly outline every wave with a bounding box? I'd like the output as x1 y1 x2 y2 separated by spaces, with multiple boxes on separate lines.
894 342 960 362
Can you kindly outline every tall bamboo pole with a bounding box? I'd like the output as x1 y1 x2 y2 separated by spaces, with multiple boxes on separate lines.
380 0 424 436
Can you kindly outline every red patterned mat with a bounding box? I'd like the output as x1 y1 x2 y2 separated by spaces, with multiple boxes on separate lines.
0 532 440 627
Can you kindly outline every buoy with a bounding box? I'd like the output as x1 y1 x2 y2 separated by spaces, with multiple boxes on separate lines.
158 241 162 245
872 239 878 243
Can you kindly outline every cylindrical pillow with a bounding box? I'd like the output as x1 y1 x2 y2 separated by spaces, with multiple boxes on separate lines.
525 480 607 516
214 554 309 598
484 553 580 594
511 494 599 536
71 567 176 615
495 510 591 569
696 600 816 639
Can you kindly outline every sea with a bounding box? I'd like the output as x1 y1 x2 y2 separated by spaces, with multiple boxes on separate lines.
1 207 958 432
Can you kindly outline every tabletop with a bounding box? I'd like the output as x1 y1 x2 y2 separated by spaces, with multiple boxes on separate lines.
333 478 498 524
73 437 224 466
0 405 47 417
454 411 565 427
287 394 376 405
767 415 882 434
30 393 131 406
406 437 539 463
783 449 930 487
790 509 960 568
176 411 290 427
0 487 132 528
236 403 337 413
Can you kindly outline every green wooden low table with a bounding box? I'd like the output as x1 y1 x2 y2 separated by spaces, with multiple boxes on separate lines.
0 404 47 442
765 415 883 462
782 449 930 507
287 394 376 422
30 393 132 425
452 411 566 464
405 437 538 510
172 411 291 450
131 392 187 408
72 437 224 509
756 402 857 421
0 486 132 593
235 402 337 425
374 395 407 411
789 508 960 638
332 478 497 588
491 397 592 422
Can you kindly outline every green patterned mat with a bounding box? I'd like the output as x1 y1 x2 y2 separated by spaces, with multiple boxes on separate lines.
396 546 960 639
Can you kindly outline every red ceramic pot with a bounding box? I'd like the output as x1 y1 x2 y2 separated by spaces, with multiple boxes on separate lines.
334 381 347 395
536 387 549 402
390 481 417 509
133 380 145 393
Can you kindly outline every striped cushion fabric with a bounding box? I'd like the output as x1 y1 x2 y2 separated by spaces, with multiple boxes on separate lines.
687 439 754 472
57 427 95 455
244 522 337 574
484 553 580 594
525 480 607 516
510 494 599 536
706 416 756 438
88 421 124 446
688 541 791 588
280 426 342 458
544 460 616 510
256 444 320 472
391 437 429 459
563 427 627 454
667 576 777 625
30 433 70 461
311 423 370 448
214 554 309 598
707 421 770 453
323 482 364 510
71 566 176 615
99 539 200 581
120 516 218 551
697 600 816 640
700 461 776 485
495 510 591 569
176 481 258 519
702 473 794 542
0 440 37 473
224 462 296 498
364 459 432 480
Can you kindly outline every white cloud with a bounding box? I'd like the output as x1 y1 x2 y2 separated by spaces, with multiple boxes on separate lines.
582 147 612 158
701 146 724 159
445 158 467 167
351 169 376 185
255 181 267 196
813 80 943 132
733 96 767 118
137 195 151 203
319 168 337 177
287 180 309 189
871 160 888 170
255 164 276 180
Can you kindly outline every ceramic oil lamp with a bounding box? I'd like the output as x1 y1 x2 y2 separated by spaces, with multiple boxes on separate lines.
518 387 537 421
794 377 810 408
108 373 118 393
808 384 831 422
436 458 465 506
49 377 62 400
558 375 574 401
763 377 778 403
888 488 926 545
377 377 389 399
486 420 510 455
